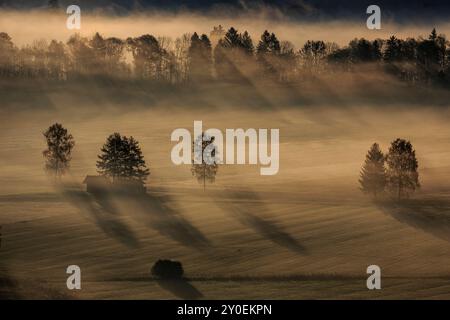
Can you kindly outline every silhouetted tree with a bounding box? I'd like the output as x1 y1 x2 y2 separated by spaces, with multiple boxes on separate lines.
257 30 280 55
349 38 381 63
156 36 177 83
200 34 213 74
174 33 191 82
382 36 418 82
386 37 417 62
89 32 107 74
383 36 402 62
191 133 218 190
436 32 449 71
0 27 449 86
403 38 419 60
0 32 16 77
214 27 255 81
327 47 351 70
240 31 254 55
29 39 52 79
43 123 75 178
359 143 387 198
416 29 447 81
104 37 127 77
47 40 68 80
276 40 296 81
256 30 281 78
97 133 150 184
67 34 96 77
301 40 327 74
127 34 165 80
386 139 420 200
188 32 212 81
430 28 438 41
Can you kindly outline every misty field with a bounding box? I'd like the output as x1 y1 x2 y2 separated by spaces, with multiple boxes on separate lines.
2 81 450 299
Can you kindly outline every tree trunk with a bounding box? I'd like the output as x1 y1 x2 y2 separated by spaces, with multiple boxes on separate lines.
203 165 206 191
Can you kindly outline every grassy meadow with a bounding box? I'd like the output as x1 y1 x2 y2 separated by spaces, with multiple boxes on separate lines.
1 80 450 299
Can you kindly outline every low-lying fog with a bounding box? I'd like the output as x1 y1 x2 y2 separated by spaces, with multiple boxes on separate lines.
1 9 450 47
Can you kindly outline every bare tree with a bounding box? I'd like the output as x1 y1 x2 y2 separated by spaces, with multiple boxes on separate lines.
174 33 191 83
191 133 219 191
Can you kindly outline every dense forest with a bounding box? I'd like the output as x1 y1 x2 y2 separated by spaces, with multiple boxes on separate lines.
0 26 449 87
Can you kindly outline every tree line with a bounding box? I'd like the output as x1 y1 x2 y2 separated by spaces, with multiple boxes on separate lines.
1 27 449 86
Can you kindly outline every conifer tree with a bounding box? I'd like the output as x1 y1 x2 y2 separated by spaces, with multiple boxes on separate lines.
188 33 212 81
359 143 387 198
256 30 281 76
240 31 254 55
97 133 149 184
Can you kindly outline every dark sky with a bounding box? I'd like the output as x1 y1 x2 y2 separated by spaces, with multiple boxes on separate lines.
1 0 449 21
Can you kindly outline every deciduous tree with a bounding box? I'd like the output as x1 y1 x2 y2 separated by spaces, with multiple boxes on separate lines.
386 138 420 200
43 123 75 178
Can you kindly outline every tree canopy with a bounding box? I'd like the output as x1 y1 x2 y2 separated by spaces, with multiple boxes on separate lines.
42 123 75 178
385 138 420 200
359 143 387 198
97 133 150 184
0 28 448 86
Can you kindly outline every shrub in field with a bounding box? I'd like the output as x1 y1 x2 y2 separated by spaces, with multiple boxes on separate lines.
151 260 184 279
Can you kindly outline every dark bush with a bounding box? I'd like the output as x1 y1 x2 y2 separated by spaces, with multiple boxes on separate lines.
151 259 184 279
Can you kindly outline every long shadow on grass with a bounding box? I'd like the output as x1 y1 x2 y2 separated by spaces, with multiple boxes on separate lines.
156 278 203 300
0 193 63 203
62 188 140 248
130 192 211 250
376 199 450 243
0 266 21 300
217 189 308 255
